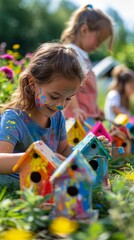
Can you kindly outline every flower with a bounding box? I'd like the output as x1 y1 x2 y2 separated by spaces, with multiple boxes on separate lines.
25 52 33 59
12 44 20 49
0 229 33 240
0 66 14 80
49 216 79 236
124 171 134 181
1 54 14 61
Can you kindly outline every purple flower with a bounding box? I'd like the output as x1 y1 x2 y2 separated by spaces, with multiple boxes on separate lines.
0 66 14 80
1 53 14 61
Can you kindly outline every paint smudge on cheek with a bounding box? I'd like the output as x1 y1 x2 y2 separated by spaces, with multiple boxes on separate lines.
35 88 47 109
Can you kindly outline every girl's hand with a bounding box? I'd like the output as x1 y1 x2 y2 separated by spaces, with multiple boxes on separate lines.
97 135 112 154
55 153 66 161
72 108 87 123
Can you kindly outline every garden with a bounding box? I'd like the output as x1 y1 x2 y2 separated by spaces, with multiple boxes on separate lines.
1 0 134 239
0 44 134 240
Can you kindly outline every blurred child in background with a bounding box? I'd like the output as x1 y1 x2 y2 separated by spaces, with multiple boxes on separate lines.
104 65 134 123
60 4 114 124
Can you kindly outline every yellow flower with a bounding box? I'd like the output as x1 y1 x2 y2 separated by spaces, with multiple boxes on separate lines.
125 172 134 181
12 44 20 49
49 216 79 236
0 229 33 240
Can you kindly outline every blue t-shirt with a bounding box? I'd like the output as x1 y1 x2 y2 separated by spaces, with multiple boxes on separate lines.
0 109 67 153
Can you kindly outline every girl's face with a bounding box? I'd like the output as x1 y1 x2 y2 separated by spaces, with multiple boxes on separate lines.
78 25 101 53
125 81 134 96
34 74 80 117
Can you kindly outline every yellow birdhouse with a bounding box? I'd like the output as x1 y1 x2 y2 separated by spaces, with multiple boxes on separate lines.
66 118 86 146
114 113 129 125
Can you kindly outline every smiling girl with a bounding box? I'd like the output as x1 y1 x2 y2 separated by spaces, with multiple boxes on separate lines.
0 43 83 177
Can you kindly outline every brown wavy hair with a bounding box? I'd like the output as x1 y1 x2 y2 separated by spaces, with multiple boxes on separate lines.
60 4 114 49
0 42 84 112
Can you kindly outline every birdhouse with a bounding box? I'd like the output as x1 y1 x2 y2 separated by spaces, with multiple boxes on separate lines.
73 132 112 188
110 125 132 159
130 116 134 125
50 149 98 222
114 113 129 125
90 121 113 142
12 140 62 203
66 118 86 146
125 122 134 154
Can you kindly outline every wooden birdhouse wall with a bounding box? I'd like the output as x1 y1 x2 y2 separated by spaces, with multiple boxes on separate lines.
112 137 131 159
52 177 92 219
87 157 108 187
19 149 55 196
66 118 86 146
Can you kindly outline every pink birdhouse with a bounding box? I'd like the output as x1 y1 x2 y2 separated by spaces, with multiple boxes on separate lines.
13 141 61 203
89 121 113 142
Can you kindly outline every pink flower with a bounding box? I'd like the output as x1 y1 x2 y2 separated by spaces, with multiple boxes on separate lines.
1 53 14 61
0 66 14 80
25 52 33 59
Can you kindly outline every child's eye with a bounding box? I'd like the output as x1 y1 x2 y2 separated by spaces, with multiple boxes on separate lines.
66 98 71 101
50 96 59 100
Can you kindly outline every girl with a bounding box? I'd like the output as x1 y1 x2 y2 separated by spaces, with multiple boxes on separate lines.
0 42 84 177
0 42 111 184
104 65 134 123
60 4 114 123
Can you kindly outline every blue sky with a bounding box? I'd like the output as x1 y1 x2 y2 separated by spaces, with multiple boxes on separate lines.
71 0 134 29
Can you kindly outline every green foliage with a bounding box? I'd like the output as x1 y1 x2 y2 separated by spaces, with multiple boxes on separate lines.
0 0 76 54
115 44 134 70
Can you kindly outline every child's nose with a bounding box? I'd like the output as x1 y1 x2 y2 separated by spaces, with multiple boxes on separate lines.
56 99 65 110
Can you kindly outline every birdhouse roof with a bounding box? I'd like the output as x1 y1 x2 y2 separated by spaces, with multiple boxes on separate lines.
66 118 86 135
50 149 96 183
73 132 112 160
13 140 61 172
91 121 113 142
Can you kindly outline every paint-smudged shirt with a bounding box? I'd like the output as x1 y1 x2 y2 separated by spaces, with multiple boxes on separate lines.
0 109 67 153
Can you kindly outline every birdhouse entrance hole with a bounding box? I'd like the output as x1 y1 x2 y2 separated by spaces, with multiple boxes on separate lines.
30 171 41 183
73 138 79 144
71 164 78 171
32 152 39 158
67 186 78 196
91 143 97 149
122 142 127 148
89 160 98 171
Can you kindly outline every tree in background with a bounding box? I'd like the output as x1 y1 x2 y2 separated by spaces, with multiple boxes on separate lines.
0 0 134 70
0 0 76 54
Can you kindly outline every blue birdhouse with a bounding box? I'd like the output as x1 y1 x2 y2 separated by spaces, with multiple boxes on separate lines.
126 122 134 154
50 149 98 222
73 132 112 188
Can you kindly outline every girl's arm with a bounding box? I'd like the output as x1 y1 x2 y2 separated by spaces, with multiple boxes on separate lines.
112 106 126 115
68 95 87 122
57 139 72 158
0 141 24 173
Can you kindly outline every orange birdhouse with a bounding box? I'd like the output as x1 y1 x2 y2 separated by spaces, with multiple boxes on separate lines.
13 140 61 203
110 125 132 159
66 118 86 146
